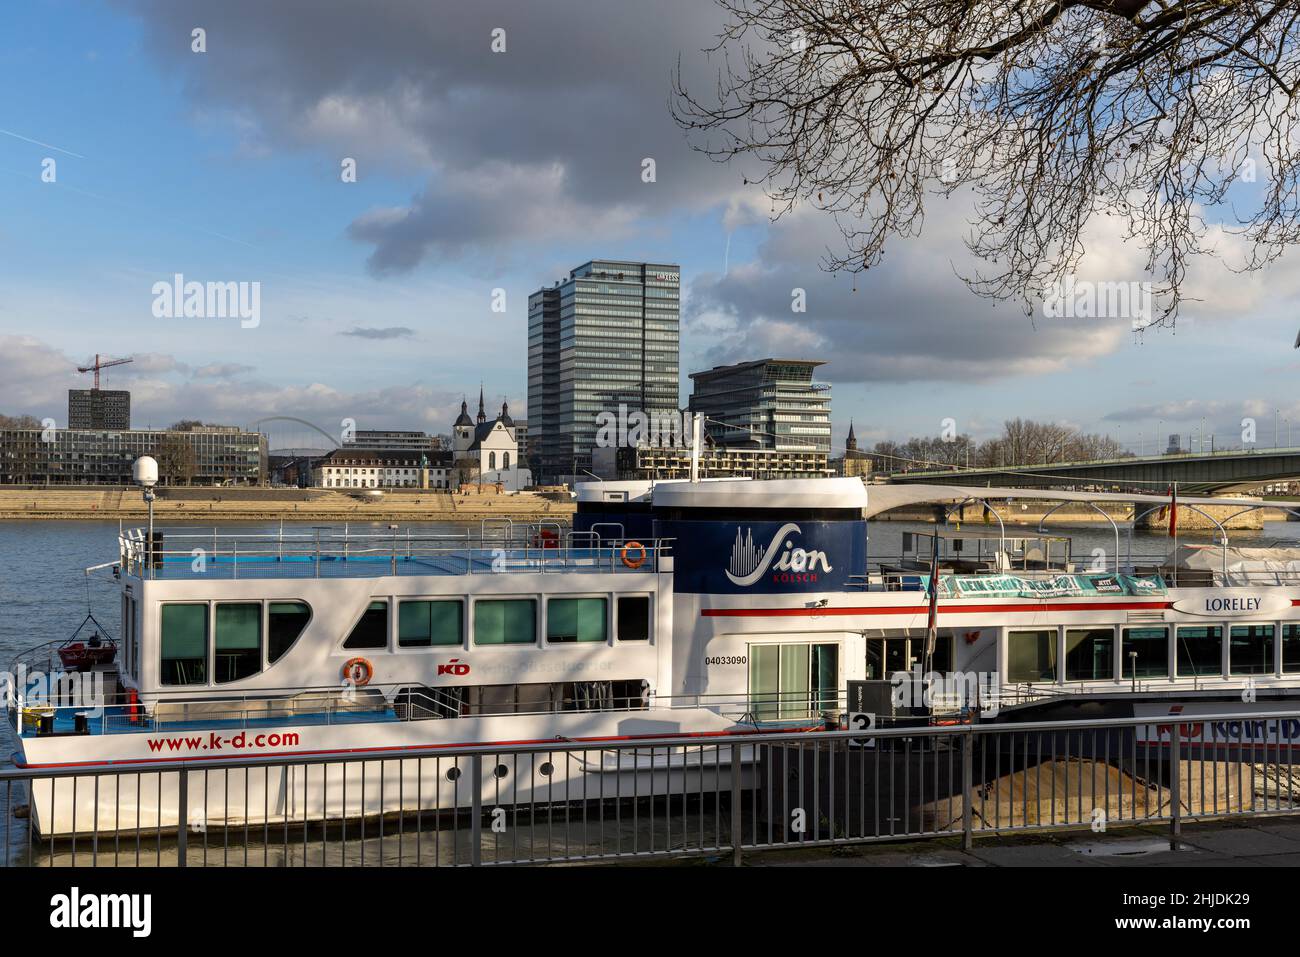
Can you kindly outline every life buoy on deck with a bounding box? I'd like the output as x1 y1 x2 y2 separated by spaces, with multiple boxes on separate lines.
620 541 647 569
342 657 374 686
126 688 141 725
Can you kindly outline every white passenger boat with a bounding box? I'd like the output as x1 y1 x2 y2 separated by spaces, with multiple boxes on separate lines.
11 475 1300 835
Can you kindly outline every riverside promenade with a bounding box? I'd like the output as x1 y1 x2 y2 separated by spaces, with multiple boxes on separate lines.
0 487 575 523
740 816 1300 868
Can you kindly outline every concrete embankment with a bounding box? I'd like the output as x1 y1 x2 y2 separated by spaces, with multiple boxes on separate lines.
0 487 575 524
876 498 1285 530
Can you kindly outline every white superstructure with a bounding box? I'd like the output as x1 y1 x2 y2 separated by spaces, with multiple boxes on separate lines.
13 478 1300 834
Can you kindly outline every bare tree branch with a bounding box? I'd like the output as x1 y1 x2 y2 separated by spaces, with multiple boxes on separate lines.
674 0 1300 328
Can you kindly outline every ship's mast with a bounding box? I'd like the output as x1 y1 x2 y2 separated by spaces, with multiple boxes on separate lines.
689 412 702 483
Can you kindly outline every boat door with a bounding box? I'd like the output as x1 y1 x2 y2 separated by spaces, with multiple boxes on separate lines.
747 640 840 720
120 589 139 682
865 631 954 679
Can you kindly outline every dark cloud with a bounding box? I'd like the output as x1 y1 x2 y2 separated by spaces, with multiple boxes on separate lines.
685 206 1128 385
340 326 416 340
119 0 738 274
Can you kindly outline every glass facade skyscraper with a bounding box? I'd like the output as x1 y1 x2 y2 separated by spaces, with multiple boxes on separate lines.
688 359 832 452
528 260 680 483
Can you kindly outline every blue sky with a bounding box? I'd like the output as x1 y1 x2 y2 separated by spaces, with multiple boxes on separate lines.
3 0 1299 454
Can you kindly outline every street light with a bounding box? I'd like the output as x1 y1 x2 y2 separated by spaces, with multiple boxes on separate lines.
133 455 158 578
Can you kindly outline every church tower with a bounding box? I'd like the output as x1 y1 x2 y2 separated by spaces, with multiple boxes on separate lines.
453 397 474 455
843 419 869 478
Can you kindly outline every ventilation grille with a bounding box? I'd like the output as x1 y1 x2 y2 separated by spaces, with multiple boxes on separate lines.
1126 610 1166 623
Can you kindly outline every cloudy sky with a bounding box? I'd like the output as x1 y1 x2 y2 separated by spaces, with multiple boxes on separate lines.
3 0 1300 454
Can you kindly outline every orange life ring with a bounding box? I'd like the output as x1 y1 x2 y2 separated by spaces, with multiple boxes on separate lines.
620 541 647 569
126 687 141 725
342 657 374 686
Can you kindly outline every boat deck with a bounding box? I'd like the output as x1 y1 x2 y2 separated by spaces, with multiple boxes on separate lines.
129 546 662 580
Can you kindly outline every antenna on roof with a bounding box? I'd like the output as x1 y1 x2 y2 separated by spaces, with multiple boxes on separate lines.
689 413 703 484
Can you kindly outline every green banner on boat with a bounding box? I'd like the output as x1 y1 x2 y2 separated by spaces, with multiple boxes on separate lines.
917 573 1165 598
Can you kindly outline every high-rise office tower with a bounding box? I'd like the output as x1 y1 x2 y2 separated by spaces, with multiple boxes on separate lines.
688 359 831 452
67 389 131 430
528 260 680 483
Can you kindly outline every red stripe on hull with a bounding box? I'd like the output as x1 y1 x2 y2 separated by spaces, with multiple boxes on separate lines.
701 600 1173 618
14 723 824 770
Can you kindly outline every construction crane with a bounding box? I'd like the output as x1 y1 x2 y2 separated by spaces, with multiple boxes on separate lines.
76 354 132 390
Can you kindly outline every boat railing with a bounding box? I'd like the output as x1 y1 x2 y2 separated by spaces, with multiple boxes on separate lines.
854 555 1170 592
854 554 1300 591
996 677 1222 706
116 525 673 580
5 681 849 737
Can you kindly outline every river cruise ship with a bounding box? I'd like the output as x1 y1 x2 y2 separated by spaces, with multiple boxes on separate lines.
11 476 1300 835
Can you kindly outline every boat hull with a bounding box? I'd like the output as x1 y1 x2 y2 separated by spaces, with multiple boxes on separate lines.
16 708 755 837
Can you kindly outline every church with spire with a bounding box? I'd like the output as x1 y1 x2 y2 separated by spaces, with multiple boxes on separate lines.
841 419 871 479
451 386 531 490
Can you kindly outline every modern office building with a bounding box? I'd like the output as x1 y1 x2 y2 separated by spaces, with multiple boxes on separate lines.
528 260 680 483
0 426 266 485
67 389 131 430
592 443 833 481
513 419 529 468
342 430 439 452
688 358 831 453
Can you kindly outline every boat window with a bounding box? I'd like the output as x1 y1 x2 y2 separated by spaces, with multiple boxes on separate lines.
1122 627 1168 678
1229 624 1274 675
1284 625 1300 673
1007 630 1056 683
865 634 952 678
930 634 953 672
343 600 389 650
268 602 311 663
616 595 650 641
161 603 208 686
474 599 537 645
399 600 463 648
547 597 607 643
1176 625 1223 677
1064 628 1114 681
215 603 262 683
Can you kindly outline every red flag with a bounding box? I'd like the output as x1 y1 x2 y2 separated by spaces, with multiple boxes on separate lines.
925 532 940 668
1167 484 1178 538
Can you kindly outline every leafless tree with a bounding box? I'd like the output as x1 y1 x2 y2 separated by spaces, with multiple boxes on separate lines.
0 414 42 428
674 1 1300 327
873 417 1130 469
155 435 197 486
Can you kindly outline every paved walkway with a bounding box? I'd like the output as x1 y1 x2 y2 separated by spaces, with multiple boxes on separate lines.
744 817 1300 867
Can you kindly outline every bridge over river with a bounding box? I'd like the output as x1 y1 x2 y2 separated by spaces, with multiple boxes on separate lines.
883 447 1300 495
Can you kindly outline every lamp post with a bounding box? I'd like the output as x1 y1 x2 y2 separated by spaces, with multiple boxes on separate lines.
133 455 159 578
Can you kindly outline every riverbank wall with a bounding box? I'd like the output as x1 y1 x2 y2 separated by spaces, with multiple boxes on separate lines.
0 487 575 524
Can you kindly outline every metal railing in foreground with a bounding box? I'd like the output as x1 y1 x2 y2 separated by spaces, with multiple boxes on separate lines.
4 709 1300 866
